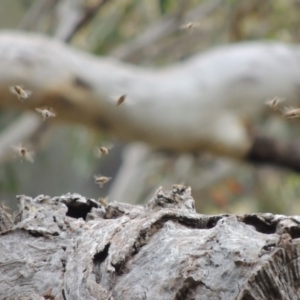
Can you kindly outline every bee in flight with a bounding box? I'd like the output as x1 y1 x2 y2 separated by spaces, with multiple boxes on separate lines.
9 85 32 101
109 94 135 107
265 97 285 110
35 107 56 121
282 106 300 119
94 175 112 188
11 144 34 163
98 197 108 207
180 22 201 31
94 144 114 158
109 94 127 107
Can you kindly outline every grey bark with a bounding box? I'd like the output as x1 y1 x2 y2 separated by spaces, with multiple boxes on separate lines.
0 186 300 299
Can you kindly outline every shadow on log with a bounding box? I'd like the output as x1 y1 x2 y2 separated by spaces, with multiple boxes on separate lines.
1 186 300 299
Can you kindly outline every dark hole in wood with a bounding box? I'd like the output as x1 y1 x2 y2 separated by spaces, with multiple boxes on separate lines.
28 230 45 237
289 227 300 239
174 276 200 300
66 205 91 220
243 216 276 234
65 200 98 220
112 261 126 276
93 244 110 283
207 216 224 229
93 244 110 265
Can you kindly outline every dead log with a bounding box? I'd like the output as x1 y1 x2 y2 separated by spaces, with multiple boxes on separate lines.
1 186 300 299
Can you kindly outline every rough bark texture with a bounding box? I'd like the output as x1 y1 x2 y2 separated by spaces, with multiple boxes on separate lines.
1 186 300 299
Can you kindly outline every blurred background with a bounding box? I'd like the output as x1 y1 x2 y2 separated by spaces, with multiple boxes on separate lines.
1 0 300 214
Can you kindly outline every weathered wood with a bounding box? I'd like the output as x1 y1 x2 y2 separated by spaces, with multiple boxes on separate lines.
1 186 300 299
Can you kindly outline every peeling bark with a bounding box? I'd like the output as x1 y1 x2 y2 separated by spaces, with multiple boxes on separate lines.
1 187 300 299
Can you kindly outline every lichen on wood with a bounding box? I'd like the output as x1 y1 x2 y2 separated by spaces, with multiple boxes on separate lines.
0 186 300 299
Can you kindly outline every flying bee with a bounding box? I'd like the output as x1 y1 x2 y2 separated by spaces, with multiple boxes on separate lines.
265 97 284 110
180 22 201 31
11 144 34 163
9 85 32 101
109 94 135 107
94 175 112 188
99 147 109 156
116 94 126 107
98 197 108 207
282 106 300 119
35 107 56 121
110 94 127 107
94 144 114 158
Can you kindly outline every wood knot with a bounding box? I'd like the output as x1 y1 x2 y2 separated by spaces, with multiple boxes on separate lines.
146 185 195 212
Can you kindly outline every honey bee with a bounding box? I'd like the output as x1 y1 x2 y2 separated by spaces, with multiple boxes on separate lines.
98 197 108 207
35 107 56 121
109 94 135 107
180 22 201 30
11 144 34 163
94 175 112 188
9 85 32 101
265 97 284 110
99 147 109 155
109 94 127 107
282 106 300 119
94 144 114 158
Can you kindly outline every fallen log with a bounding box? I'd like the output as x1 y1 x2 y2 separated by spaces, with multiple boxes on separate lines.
0 186 299 299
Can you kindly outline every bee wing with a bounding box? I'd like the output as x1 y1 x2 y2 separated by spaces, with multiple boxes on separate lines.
11 144 23 152
23 90 32 98
102 142 114 150
35 108 43 113
123 97 135 106
11 145 19 151
180 23 190 29
49 111 56 117
93 147 102 158
94 174 102 180
282 106 296 113
109 94 124 105
265 99 274 106
25 151 35 163
9 86 17 94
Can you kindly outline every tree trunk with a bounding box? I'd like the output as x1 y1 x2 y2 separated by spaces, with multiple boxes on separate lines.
1 186 299 299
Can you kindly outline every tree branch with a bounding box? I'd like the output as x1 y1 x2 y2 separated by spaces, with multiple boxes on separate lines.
55 0 109 42
2 31 300 169
247 135 300 173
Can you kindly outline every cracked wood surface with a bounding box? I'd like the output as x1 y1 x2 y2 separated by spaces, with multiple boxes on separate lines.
0 186 300 299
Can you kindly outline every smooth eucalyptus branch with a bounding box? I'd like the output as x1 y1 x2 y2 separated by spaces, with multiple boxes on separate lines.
1 31 300 168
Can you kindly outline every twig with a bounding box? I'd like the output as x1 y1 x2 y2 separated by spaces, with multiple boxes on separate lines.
110 0 223 61
18 0 59 32
55 0 109 42
109 143 150 204
0 114 41 164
